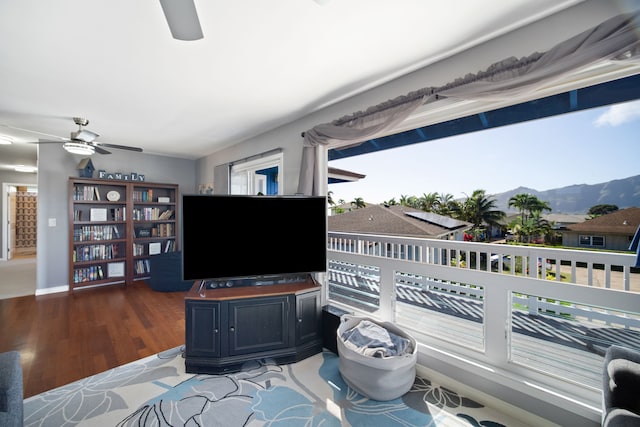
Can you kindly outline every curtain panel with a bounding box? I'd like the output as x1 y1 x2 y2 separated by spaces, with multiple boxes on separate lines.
297 11 640 196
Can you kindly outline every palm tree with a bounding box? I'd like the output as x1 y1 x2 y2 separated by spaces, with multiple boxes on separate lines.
508 193 551 229
399 195 420 209
351 197 366 209
459 190 505 241
508 193 536 224
436 193 459 217
418 192 439 212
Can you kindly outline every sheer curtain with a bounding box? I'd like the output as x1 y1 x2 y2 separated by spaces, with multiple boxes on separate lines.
298 11 640 196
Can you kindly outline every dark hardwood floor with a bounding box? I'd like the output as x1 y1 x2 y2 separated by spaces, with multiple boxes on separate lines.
0 281 187 398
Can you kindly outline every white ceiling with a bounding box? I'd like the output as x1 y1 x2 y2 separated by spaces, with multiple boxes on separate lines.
0 0 585 171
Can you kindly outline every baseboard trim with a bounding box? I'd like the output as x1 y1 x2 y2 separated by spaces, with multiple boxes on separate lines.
35 285 68 296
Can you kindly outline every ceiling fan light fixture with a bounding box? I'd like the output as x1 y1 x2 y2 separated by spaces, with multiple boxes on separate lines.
63 142 95 156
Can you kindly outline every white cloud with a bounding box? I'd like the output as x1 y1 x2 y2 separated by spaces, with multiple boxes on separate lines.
594 100 640 127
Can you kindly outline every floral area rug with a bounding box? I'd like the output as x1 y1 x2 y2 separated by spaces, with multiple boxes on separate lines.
24 347 529 426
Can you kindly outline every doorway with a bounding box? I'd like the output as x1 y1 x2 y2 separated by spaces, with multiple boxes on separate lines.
2 183 38 260
1 182 37 298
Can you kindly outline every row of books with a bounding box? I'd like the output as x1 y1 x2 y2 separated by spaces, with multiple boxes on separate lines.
150 223 174 237
132 208 174 221
73 208 126 222
132 189 153 202
73 185 107 201
73 225 121 242
134 259 151 274
74 243 120 262
73 265 104 283
133 239 175 256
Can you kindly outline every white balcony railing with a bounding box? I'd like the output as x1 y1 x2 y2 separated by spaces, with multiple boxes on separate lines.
325 231 640 423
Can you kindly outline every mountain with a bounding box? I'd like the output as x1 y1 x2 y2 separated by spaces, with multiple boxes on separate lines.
492 175 640 214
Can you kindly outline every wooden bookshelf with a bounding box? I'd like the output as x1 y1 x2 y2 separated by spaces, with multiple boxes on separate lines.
68 177 179 291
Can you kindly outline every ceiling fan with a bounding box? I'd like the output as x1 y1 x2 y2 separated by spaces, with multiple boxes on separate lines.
4 117 143 156
159 0 203 41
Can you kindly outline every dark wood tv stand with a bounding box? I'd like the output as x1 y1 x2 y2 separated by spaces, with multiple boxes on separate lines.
184 275 323 374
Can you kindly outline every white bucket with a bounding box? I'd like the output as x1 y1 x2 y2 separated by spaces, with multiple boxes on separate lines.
336 315 417 401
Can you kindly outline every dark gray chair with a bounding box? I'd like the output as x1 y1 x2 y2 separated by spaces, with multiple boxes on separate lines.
0 351 23 427
602 345 640 426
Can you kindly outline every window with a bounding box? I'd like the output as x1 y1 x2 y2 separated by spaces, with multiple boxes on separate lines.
579 235 605 247
229 151 283 195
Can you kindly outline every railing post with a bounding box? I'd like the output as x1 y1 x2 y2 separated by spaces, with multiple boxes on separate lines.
528 295 539 315
624 267 631 292
379 265 395 322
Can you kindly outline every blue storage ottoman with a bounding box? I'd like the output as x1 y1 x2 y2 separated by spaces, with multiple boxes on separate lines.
148 251 193 292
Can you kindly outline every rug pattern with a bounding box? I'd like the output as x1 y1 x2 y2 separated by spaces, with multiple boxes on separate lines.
24 347 523 426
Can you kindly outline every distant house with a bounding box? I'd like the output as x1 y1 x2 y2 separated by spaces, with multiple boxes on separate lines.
544 213 589 230
562 207 640 251
328 204 473 241
502 213 587 230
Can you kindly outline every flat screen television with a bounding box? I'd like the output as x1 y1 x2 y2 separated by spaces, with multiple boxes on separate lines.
181 194 327 283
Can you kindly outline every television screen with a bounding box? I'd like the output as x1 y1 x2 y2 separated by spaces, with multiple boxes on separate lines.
182 194 327 282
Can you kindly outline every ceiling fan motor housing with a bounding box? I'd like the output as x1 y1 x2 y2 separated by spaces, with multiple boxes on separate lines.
73 117 89 127
71 129 99 142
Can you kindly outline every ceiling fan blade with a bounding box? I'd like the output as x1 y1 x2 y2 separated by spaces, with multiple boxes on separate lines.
96 142 143 152
159 0 203 41
93 145 111 155
33 138 68 144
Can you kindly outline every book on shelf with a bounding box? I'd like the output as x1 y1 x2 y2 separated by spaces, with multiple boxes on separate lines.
158 209 174 220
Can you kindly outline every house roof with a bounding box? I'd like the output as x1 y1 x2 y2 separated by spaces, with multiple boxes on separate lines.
503 212 587 225
328 204 472 239
566 207 640 234
327 167 366 184
544 213 588 224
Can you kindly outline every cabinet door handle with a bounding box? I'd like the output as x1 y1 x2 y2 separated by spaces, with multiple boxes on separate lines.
298 318 303 323
229 327 235 332
213 328 218 334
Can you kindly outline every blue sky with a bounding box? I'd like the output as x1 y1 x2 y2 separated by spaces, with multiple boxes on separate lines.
328 99 640 205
